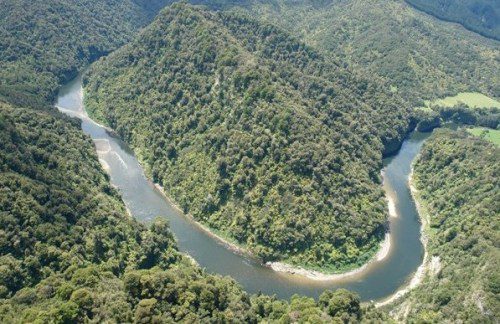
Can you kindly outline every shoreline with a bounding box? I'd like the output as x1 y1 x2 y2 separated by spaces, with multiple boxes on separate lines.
76 80 425 292
375 168 430 307
266 232 391 281
153 183 254 259
263 171 395 281
154 183 393 281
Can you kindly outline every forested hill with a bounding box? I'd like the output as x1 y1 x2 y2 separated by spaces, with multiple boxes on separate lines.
405 0 500 41
390 129 499 322
230 0 499 104
0 0 170 108
85 3 410 271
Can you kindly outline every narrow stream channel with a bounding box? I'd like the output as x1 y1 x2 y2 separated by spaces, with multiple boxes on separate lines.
56 74 430 301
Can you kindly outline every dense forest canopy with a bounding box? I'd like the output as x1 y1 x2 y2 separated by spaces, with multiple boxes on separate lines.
0 0 391 321
0 0 170 108
390 129 499 322
84 3 412 271
405 0 500 40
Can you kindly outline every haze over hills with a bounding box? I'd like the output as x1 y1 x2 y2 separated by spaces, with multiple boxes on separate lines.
85 3 411 271
229 0 500 104
405 0 500 41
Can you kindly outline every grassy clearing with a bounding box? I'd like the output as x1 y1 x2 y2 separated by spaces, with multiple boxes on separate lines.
424 92 500 109
467 127 500 146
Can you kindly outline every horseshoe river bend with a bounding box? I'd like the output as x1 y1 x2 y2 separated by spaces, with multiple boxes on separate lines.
56 74 430 303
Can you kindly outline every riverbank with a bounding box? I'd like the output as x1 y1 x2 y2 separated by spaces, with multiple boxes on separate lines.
146 162 395 281
59 75 431 301
153 183 253 259
263 176 395 280
266 232 391 281
155 184 394 281
375 168 430 307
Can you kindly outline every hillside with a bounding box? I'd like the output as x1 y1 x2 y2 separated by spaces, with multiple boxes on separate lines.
390 129 499 322
0 0 170 108
232 0 499 104
405 0 500 40
84 3 411 271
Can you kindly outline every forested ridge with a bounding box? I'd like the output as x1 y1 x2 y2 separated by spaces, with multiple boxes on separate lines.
0 0 171 108
85 3 411 271
390 129 499 322
0 103 390 322
227 0 499 104
0 0 393 321
405 0 500 40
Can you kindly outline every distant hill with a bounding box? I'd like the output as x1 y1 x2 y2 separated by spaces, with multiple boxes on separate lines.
231 0 499 104
405 0 500 41
0 0 170 108
85 3 411 270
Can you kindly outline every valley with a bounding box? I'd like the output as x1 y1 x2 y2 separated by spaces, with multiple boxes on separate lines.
0 0 498 322
57 74 428 301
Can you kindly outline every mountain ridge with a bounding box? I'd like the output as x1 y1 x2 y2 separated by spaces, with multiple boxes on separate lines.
84 3 410 270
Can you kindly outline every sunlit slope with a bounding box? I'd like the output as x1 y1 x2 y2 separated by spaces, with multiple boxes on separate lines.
236 0 499 104
391 129 499 322
85 3 411 271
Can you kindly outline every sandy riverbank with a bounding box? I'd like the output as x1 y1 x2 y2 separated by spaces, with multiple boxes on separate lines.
76 82 412 285
266 232 391 281
375 169 430 307
264 182 395 281
155 183 394 281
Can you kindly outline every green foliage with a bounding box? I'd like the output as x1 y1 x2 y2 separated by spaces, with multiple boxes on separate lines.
0 0 170 108
434 105 500 129
467 127 500 146
422 92 500 110
391 129 500 322
0 103 147 294
414 109 442 132
413 103 499 132
0 1 391 321
405 0 500 40
85 3 411 270
319 289 361 321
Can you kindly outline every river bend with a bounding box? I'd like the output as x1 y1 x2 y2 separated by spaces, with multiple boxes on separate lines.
56 74 429 301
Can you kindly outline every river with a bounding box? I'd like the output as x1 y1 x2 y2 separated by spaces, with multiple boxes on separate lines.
56 74 430 302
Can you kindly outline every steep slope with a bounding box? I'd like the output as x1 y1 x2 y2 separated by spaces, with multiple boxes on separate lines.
233 0 499 104
85 3 410 271
405 0 500 40
0 103 388 323
0 103 137 297
0 0 170 108
390 129 499 322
